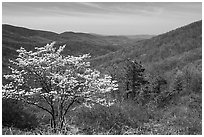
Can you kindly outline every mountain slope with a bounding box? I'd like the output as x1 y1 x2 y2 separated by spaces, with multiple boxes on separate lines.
2 24 153 74
2 24 152 59
89 20 202 100
3 20 201 76
92 20 202 73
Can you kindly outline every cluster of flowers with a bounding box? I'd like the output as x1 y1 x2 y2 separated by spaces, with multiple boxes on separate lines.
3 42 118 107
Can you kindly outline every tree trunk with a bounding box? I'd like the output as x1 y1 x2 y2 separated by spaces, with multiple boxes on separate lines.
60 116 65 130
51 115 57 132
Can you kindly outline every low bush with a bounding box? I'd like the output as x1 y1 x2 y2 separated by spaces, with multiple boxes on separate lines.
72 101 150 134
2 98 39 130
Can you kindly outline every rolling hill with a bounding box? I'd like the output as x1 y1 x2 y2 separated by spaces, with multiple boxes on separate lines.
2 20 201 78
2 24 153 58
2 24 153 74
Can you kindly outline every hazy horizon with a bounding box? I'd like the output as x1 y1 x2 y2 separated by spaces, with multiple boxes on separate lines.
2 2 202 35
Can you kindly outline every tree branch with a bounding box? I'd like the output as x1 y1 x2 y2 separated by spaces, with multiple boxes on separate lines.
42 95 52 108
26 101 53 115
63 97 77 117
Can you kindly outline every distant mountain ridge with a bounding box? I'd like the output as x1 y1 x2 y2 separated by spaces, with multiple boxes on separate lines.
2 24 154 74
2 20 201 77
2 24 154 55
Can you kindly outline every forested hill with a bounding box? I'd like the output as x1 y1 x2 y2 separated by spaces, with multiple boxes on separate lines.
2 24 152 58
2 20 201 79
2 24 153 74
92 20 202 75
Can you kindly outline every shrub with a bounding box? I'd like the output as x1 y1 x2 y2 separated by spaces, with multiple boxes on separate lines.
162 105 202 135
182 64 202 94
157 64 201 107
2 98 39 130
73 101 150 134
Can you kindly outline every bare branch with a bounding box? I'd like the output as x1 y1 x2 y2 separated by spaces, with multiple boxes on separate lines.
63 97 77 117
25 100 53 115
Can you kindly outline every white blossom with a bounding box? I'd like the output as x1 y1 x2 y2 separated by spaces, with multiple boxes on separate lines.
3 42 118 108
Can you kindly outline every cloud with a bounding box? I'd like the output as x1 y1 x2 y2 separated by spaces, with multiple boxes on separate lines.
5 2 195 17
2 2 202 35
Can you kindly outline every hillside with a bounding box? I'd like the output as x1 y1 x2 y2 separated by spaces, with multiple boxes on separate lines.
88 20 202 98
2 24 153 74
2 20 201 86
2 24 152 58
2 20 201 89
92 20 202 74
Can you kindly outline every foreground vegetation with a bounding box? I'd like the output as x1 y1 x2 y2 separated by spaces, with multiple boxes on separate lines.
2 55 202 135
2 98 202 135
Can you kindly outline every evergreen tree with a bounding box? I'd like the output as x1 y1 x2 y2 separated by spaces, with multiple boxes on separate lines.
124 59 149 100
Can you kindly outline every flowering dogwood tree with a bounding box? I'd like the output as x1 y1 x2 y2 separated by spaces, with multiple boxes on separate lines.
2 42 118 129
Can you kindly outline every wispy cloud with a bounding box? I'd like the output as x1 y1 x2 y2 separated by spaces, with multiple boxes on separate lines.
2 2 202 35
5 2 197 17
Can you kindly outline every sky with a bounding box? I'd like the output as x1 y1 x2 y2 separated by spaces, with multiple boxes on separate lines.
2 2 202 35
